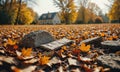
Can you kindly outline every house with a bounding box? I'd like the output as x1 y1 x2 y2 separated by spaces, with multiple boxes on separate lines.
100 14 109 23
39 12 61 24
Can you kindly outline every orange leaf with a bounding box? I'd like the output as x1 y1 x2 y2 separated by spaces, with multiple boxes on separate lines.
100 33 105 37
39 56 50 65
79 43 90 52
107 36 113 40
3 43 7 47
7 38 16 45
72 48 81 56
62 46 67 50
11 66 21 72
113 35 118 39
13 45 18 50
3 38 16 47
21 48 32 57
82 64 92 72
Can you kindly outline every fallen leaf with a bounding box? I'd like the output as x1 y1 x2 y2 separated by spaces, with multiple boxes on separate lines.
79 43 91 52
39 56 50 65
21 48 32 57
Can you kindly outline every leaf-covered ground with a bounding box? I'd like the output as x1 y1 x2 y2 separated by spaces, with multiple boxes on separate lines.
0 24 120 72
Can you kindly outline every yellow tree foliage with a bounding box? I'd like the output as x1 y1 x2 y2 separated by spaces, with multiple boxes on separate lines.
19 5 35 24
79 43 91 52
77 6 98 24
0 1 35 25
77 6 85 23
21 48 32 57
54 0 77 24
108 0 120 20
8 6 18 24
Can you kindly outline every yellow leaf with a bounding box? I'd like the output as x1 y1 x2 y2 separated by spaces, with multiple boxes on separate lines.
100 33 105 37
62 46 67 50
39 56 50 65
80 43 91 52
38 53 42 58
3 43 7 47
4 38 16 47
113 35 118 39
7 38 16 45
21 48 32 57
107 36 113 40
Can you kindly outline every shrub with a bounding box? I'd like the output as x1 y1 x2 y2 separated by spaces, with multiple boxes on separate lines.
95 17 103 23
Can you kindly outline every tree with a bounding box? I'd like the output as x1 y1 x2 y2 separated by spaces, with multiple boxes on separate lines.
106 0 114 9
0 0 13 24
77 0 90 23
53 0 77 24
16 0 38 24
15 0 22 24
95 17 103 23
108 0 120 22
32 12 39 24
18 4 34 24
77 1 102 24
88 2 101 15
0 0 35 24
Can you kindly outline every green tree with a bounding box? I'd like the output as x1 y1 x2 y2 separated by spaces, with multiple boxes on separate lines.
108 0 120 21
53 0 77 24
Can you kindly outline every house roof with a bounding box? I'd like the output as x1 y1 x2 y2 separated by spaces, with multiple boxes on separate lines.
39 12 57 20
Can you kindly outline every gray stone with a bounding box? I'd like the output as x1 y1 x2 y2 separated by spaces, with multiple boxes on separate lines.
80 36 103 47
19 30 55 48
40 38 73 50
97 54 120 72
101 41 120 53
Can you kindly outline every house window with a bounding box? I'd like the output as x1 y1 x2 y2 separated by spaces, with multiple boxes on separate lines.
48 14 52 18
54 21 56 24
43 15 46 19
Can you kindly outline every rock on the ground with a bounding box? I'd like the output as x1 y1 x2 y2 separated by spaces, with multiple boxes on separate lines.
19 30 55 48
80 36 103 47
101 41 120 53
97 54 120 72
40 38 73 50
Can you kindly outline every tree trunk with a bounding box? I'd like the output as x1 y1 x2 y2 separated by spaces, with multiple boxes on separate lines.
10 0 14 8
119 18 120 23
83 8 85 23
15 0 22 25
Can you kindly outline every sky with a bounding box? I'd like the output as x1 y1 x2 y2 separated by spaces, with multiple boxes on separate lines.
27 0 110 16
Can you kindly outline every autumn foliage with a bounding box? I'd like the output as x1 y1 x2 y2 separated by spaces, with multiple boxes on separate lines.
21 48 32 57
0 0 35 25
4 38 16 47
0 24 119 72
108 0 120 21
79 43 91 52
39 56 50 65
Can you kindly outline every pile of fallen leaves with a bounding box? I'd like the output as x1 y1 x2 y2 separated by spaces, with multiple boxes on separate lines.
0 24 120 72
